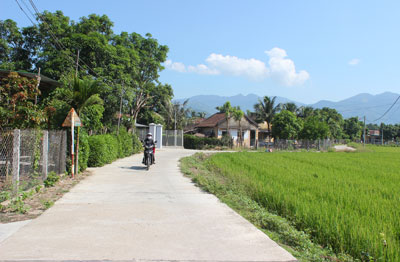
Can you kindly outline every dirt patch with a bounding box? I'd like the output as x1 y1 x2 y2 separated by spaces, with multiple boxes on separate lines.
0 171 92 224
334 145 356 152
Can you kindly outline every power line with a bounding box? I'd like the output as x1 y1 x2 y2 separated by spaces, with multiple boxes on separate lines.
15 0 120 89
14 0 36 25
372 95 400 122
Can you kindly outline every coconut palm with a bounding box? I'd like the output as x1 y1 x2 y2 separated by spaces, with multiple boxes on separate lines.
232 106 244 146
216 101 233 137
254 96 279 142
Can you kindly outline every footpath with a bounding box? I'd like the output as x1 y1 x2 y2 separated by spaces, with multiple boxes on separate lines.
0 148 296 262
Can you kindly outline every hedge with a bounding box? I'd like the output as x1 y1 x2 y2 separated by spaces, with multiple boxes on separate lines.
87 130 142 167
184 134 223 149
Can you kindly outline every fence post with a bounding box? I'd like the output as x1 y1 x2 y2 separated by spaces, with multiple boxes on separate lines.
12 129 20 194
174 130 177 147
42 130 48 180
60 130 67 174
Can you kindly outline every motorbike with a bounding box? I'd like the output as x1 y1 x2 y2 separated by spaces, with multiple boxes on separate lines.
143 142 156 170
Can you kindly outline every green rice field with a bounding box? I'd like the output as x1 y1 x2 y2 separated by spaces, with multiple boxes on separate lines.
206 146 400 261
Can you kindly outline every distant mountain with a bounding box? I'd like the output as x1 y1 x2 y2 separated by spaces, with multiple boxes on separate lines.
311 92 400 124
175 94 304 116
175 92 400 124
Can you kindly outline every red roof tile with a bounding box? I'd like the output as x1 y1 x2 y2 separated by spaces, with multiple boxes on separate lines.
196 113 226 127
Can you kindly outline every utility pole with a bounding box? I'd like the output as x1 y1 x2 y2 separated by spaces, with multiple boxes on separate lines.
117 83 124 134
75 49 80 77
363 116 366 147
381 125 384 145
174 108 177 130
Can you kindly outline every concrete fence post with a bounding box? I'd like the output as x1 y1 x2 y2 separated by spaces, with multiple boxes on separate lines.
42 130 48 180
12 129 20 193
174 129 177 147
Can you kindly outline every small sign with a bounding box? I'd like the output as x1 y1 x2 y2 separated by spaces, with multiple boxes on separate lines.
62 108 82 127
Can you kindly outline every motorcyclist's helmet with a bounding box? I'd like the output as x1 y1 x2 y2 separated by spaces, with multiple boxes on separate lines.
147 133 152 138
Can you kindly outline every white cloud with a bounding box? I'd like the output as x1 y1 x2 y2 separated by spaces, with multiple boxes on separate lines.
165 59 186 72
187 64 219 75
165 48 309 86
265 47 310 86
348 58 360 66
205 53 269 80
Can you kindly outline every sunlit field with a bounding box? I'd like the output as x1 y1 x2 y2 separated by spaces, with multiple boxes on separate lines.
206 146 400 261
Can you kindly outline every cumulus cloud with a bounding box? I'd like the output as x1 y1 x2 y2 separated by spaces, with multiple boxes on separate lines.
265 47 310 86
348 58 360 66
165 60 186 72
187 64 219 75
165 48 309 86
205 53 269 80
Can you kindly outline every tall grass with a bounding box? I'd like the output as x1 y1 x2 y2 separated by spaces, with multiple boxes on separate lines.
207 147 400 261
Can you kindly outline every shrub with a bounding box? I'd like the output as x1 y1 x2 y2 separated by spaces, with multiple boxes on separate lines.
132 132 143 153
78 129 90 172
88 135 111 167
116 128 133 157
44 171 60 187
184 134 223 149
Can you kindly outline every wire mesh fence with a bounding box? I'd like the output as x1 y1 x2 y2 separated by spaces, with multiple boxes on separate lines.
260 139 334 151
162 130 184 147
0 129 67 192
0 129 14 191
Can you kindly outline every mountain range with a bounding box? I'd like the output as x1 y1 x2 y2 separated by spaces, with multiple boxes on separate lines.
175 92 400 124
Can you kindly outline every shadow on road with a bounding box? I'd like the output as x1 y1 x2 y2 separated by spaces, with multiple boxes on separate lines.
120 166 147 171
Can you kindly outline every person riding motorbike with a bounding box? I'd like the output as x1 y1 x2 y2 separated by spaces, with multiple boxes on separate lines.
142 133 156 164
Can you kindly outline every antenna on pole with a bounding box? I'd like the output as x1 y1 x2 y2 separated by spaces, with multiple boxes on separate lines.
363 116 366 147
75 49 80 77
117 82 124 134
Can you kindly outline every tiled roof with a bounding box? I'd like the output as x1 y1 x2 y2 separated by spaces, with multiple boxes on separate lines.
196 113 226 127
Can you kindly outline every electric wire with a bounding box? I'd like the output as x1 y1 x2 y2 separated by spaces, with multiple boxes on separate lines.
16 0 121 89
372 95 400 122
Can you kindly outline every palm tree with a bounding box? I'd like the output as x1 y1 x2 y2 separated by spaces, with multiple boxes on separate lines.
281 102 298 113
216 101 233 137
70 77 103 175
232 106 244 146
163 99 191 129
254 96 279 142
297 106 314 119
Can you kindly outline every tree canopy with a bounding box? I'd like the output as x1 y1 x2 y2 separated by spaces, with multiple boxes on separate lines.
0 12 173 131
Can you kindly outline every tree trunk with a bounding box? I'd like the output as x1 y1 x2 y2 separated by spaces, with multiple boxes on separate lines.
268 122 272 142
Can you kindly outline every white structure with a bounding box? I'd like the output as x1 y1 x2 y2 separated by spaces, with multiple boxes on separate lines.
149 123 163 149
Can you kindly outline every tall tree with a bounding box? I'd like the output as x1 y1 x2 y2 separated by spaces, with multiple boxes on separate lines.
232 106 244 146
280 102 298 113
272 110 302 139
299 116 329 140
343 117 363 140
127 33 169 130
254 96 279 141
216 101 233 137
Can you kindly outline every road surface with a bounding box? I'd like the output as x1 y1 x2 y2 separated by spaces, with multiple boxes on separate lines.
0 148 296 262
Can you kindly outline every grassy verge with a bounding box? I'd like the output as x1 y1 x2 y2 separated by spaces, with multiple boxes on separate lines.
0 171 92 223
180 153 354 262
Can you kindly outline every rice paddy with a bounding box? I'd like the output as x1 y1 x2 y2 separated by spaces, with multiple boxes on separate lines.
206 146 400 261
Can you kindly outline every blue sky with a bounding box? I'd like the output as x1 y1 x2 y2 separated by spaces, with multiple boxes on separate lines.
2 0 400 103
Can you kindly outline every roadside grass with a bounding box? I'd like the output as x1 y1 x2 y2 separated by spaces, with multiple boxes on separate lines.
181 147 400 261
180 153 354 262
0 171 91 223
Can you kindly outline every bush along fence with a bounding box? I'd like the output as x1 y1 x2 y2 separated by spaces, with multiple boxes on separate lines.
87 128 142 167
0 129 67 193
184 134 228 149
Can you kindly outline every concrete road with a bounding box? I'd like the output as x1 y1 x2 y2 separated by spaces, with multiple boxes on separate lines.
0 148 296 262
